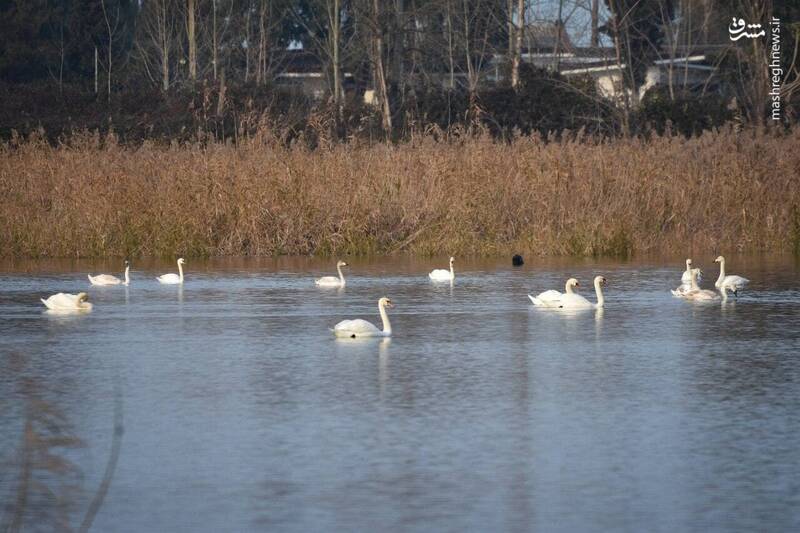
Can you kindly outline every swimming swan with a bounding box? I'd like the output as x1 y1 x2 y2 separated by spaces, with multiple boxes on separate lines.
89 260 130 286
41 292 93 311
429 257 455 281
157 258 186 284
680 258 701 290
557 276 607 309
333 297 394 338
316 260 348 287
528 278 578 307
672 267 702 297
713 256 749 295
682 268 720 301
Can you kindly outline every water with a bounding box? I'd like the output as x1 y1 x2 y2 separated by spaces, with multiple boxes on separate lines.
1 255 799 532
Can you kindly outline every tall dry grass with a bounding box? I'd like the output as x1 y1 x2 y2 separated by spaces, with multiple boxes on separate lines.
1 128 798 258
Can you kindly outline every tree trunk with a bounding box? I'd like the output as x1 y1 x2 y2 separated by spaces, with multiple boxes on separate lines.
372 0 392 134
511 0 524 89
212 0 218 80
591 0 599 47
188 0 197 80
330 0 342 109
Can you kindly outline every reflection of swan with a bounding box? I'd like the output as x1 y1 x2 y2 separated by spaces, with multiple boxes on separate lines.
429 257 455 281
157 258 185 284
41 292 93 311
333 297 394 338
89 260 130 286
316 260 348 287
682 268 720 301
529 278 577 307
558 276 607 309
714 256 749 295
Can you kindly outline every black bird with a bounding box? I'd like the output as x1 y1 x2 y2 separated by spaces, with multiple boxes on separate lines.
512 254 524 266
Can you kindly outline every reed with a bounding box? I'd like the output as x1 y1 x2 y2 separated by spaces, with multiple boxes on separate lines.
1 127 797 258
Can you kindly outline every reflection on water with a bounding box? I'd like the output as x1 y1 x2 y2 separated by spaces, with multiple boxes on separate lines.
1 255 799 533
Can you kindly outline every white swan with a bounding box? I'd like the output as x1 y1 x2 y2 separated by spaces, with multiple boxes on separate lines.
557 276 607 309
157 258 186 284
88 260 130 286
316 260 348 287
528 278 578 307
681 268 720 301
672 267 702 297
713 255 749 295
679 258 701 290
41 292 93 311
333 297 394 338
429 257 455 281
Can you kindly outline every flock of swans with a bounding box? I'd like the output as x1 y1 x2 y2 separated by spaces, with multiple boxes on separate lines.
39 254 750 337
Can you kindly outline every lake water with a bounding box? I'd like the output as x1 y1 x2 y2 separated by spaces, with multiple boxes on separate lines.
1 255 799 532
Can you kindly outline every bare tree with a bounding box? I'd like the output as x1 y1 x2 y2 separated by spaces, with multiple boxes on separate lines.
135 0 179 91
187 0 198 80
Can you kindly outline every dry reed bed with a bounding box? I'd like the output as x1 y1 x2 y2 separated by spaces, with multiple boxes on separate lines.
1 129 798 258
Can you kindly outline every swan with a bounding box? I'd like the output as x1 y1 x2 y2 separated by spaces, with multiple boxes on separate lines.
672 268 702 297
88 260 130 286
679 258 701 290
681 268 720 301
528 278 578 307
333 297 394 338
316 260 348 287
41 292 93 311
557 276 607 309
713 256 749 295
157 258 186 284
429 257 455 281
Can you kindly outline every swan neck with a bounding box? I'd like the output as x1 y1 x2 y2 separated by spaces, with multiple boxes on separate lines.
690 271 700 291
565 281 574 294
124 266 130 285
337 264 345 284
379 301 392 334
178 261 184 282
716 259 725 284
450 262 454 276
595 279 604 308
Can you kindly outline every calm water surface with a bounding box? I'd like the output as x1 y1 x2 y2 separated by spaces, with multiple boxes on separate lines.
1 255 799 532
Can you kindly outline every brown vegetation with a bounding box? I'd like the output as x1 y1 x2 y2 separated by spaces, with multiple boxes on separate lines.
1 127 798 258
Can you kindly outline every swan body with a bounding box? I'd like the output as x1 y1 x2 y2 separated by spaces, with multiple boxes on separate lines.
680 268 720 301
41 292 93 311
713 256 749 295
429 257 455 281
557 276 607 309
679 258 701 291
316 260 348 287
333 297 394 338
157 258 185 284
89 261 130 286
672 267 702 297
528 278 577 307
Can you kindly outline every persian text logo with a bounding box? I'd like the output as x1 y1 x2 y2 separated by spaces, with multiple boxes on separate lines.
728 17 782 122
728 18 766 40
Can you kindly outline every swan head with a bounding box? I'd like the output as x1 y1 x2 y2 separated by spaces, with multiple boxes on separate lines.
686 258 692 267
76 292 90 306
379 297 394 309
178 258 186 265
594 275 607 286
449 256 455 264
337 260 348 267
124 259 130 266
713 255 724 264
567 278 580 289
